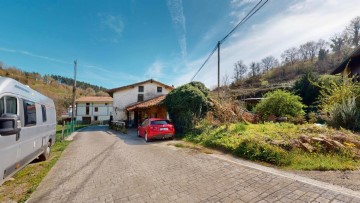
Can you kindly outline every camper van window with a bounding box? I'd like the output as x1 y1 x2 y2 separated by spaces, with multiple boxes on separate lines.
6 97 17 114
24 100 37 126
0 96 17 115
0 98 4 115
41 105 47 122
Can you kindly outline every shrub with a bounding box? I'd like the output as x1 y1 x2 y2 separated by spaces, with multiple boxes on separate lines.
292 72 320 111
164 82 210 133
255 90 306 119
318 77 360 130
328 97 360 131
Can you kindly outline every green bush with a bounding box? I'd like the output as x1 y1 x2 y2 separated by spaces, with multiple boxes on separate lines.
255 90 305 119
328 97 360 131
292 72 320 111
318 77 360 131
164 82 210 133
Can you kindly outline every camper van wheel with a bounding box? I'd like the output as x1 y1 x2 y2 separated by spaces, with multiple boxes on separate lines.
39 142 51 161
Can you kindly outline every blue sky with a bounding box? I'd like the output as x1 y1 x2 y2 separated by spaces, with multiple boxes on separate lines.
0 0 359 89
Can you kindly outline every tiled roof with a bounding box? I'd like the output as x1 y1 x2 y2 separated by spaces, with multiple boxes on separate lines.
76 96 113 103
107 79 174 95
126 95 166 111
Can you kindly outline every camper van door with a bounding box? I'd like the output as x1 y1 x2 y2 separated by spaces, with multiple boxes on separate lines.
0 94 21 180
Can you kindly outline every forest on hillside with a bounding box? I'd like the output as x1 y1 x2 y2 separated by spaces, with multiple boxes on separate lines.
0 63 109 119
221 16 360 99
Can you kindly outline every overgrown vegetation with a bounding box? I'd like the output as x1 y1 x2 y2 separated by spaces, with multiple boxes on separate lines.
185 121 360 170
164 82 211 133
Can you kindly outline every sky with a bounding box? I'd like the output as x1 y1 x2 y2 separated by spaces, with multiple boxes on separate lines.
0 0 359 89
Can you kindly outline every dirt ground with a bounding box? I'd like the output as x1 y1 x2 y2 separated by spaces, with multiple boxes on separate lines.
293 170 360 192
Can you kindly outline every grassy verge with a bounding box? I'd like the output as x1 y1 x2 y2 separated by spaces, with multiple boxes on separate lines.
184 121 360 170
0 124 86 203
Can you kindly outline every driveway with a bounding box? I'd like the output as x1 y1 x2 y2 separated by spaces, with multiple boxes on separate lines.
28 126 360 203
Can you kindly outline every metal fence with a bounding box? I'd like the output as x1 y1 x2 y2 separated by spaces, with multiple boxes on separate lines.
60 120 110 141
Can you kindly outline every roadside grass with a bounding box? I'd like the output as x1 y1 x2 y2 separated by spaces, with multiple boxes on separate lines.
0 124 86 203
184 121 360 170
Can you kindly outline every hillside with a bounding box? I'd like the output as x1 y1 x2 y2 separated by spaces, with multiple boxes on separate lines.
0 63 109 119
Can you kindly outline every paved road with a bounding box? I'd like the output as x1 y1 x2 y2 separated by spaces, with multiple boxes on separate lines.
28 126 360 203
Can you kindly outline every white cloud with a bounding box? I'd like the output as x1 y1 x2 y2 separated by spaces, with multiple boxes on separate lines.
167 0 187 58
145 60 164 80
0 47 72 65
98 13 125 42
173 0 359 88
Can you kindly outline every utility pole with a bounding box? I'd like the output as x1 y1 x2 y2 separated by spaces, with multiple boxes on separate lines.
217 41 220 102
71 60 77 131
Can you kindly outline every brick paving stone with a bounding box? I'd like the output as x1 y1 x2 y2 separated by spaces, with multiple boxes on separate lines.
27 126 360 203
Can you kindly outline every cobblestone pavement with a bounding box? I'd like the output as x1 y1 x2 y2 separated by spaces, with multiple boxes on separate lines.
28 126 360 203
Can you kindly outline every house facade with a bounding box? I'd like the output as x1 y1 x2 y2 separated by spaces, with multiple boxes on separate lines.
75 96 113 123
107 79 174 127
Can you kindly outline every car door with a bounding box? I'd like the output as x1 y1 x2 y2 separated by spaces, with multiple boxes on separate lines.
0 95 20 181
139 119 148 137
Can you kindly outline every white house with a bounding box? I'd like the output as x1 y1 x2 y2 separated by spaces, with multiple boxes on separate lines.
75 96 113 123
107 79 174 127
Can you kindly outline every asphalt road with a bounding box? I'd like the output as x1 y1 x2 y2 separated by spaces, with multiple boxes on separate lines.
28 126 360 203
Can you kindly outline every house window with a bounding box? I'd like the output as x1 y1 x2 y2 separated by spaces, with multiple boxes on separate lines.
86 103 90 115
138 94 144 102
23 100 36 126
105 103 108 106
94 116 98 121
157 86 162 93
94 107 98 112
138 86 144 92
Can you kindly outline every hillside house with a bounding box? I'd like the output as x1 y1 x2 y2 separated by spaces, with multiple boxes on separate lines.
331 45 360 77
75 96 113 123
107 79 174 127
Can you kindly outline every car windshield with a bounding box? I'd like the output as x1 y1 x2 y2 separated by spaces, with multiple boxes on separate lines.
151 120 171 125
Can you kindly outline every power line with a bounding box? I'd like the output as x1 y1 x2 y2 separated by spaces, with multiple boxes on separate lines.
220 0 265 44
191 0 269 81
190 44 218 81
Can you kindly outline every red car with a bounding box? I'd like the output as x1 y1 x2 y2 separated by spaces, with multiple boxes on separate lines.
137 118 175 142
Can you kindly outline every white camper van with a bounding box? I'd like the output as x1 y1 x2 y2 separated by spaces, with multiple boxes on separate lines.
0 77 56 185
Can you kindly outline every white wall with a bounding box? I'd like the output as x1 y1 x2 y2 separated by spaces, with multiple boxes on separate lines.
113 82 171 120
76 102 113 121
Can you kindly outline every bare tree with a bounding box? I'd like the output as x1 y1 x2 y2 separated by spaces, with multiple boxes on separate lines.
281 47 299 65
249 62 261 77
261 56 279 72
233 60 247 81
345 16 360 47
330 34 345 58
316 39 328 50
222 74 230 87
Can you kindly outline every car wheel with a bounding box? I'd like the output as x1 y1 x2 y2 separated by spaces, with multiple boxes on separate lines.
145 132 149 142
137 130 141 137
169 136 174 140
38 142 51 161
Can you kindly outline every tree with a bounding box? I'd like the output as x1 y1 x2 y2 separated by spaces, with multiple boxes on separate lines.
261 56 279 72
292 72 320 110
316 48 329 73
281 47 299 65
233 60 247 81
330 34 345 58
85 87 96 96
249 62 261 77
345 16 360 47
298 41 319 61
164 82 210 133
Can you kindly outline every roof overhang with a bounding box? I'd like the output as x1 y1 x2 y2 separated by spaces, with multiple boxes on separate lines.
126 95 166 111
331 46 360 75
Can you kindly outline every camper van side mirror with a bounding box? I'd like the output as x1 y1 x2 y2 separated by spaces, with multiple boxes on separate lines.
0 114 21 136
